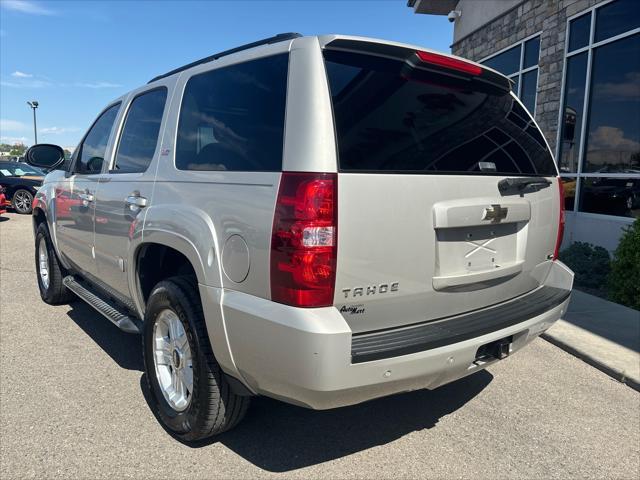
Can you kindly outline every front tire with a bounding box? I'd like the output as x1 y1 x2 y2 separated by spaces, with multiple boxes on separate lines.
143 276 250 441
13 189 34 214
35 223 74 304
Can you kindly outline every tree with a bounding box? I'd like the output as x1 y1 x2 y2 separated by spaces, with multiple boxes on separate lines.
7 144 26 156
608 219 640 310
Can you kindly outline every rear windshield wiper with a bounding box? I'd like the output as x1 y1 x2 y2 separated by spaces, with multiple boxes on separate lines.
498 177 552 195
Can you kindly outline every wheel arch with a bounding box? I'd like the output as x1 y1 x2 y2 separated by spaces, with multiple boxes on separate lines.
31 189 67 270
132 234 246 389
32 205 47 230
132 235 207 308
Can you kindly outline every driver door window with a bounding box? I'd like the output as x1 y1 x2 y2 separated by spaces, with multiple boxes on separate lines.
75 103 121 174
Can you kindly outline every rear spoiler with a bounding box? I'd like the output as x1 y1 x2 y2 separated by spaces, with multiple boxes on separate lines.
323 38 511 93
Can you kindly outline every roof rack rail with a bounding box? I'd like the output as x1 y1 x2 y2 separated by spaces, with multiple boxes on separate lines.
148 32 302 84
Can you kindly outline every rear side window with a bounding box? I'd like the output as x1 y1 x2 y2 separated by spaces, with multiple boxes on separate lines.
113 88 167 173
324 50 556 176
175 54 289 171
76 103 120 174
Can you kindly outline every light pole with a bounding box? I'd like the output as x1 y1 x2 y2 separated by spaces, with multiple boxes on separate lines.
27 100 39 144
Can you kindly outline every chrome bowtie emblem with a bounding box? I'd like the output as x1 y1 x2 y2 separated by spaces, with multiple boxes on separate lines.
483 204 508 223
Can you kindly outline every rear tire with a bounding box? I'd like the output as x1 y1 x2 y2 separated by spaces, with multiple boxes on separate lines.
35 222 74 304
142 276 250 441
13 189 33 214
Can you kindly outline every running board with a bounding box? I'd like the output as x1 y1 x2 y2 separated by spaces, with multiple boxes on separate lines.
63 276 141 334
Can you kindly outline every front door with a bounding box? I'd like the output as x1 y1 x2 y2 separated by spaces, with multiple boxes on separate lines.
55 103 121 277
93 87 168 301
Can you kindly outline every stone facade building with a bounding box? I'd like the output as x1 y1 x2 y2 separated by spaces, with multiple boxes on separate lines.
409 0 639 251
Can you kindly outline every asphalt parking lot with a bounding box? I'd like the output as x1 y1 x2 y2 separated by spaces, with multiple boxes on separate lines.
1 211 639 479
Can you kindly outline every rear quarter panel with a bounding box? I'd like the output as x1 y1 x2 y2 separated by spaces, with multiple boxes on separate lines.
146 42 294 296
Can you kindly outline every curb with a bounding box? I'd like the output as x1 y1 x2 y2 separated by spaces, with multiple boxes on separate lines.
541 333 640 393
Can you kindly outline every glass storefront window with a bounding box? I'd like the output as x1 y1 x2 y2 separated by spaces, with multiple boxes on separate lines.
568 13 591 52
560 1 640 219
579 177 640 218
558 52 588 173
520 70 538 115
583 33 640 173
561 177 577 211
483 44 521 76
523 37 540 69
482 35 541 117
594 0 640 43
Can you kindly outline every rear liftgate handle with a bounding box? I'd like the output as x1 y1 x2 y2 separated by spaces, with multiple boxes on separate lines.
498 177 551 195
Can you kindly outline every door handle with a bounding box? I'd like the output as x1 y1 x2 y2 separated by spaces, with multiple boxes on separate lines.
79 192 94 205
125 195 148 209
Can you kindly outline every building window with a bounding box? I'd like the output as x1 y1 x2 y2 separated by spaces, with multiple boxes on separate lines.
557 0 640 220
481 34 541 115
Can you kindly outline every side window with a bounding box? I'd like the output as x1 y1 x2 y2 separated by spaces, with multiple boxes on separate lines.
76 103 121 174
175 53 289 171
113 88 168 173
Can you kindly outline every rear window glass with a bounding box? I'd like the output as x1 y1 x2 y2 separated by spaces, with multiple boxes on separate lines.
324 50 557 176
114 88 167 173
176 54 289 171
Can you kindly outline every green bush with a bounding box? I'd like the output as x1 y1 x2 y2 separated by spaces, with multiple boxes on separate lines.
559 242 610 290
608 219 640 310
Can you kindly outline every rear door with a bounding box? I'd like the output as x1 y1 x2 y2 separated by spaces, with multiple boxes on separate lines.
323 41 561 333
93 86 169 301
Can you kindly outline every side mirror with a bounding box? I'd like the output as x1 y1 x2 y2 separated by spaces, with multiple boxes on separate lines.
25 144 66 170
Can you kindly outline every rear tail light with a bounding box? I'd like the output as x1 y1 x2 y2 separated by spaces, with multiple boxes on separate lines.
553 178 565 260
416 50 482 76
270 172 337 307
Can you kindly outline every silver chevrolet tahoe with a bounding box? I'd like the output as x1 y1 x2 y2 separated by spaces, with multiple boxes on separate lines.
26 33 574 441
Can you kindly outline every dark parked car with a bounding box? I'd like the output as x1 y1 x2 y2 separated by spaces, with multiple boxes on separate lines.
0 161 44 214
581 177 640 217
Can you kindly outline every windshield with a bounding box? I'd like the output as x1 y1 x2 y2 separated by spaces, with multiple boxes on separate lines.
0 163 44 177
324 50 557 176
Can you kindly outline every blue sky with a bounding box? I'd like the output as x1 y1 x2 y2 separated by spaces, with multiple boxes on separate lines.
0 0 452 148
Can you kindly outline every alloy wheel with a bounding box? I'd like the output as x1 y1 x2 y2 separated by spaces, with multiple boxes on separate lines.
152 309 193 411
14 191 32 213
38 237 50 290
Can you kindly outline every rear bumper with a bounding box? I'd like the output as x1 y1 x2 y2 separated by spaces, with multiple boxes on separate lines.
351 286 569 363
220 261 574 409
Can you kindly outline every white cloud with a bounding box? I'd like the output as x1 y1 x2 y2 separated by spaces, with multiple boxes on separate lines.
11 71 33 78
2 77 122 89
595 72 640 100
0 136 29 145
1 1 55 16
0 119 29 133
40 126 81 135
589 126 640 152
1 79 52 88
72 81 122 89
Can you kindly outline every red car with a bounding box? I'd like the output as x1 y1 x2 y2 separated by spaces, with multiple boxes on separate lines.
54 187 83 219
0 186 7 216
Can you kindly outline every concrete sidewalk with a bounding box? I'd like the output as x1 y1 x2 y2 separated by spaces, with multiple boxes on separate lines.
543 289 640 391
